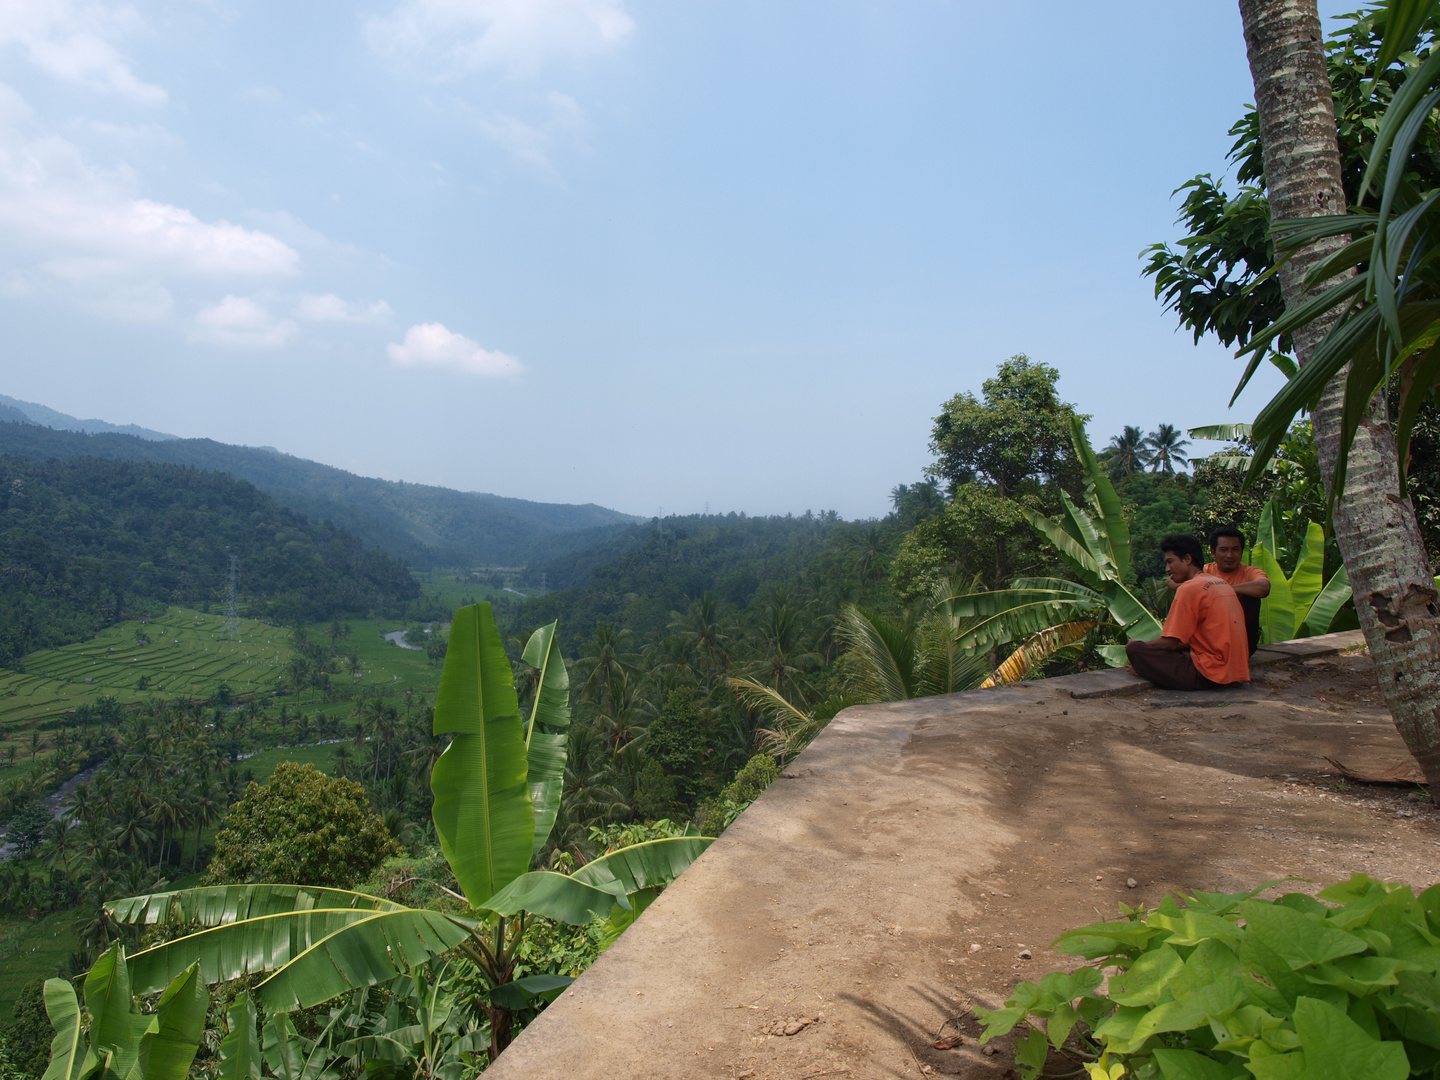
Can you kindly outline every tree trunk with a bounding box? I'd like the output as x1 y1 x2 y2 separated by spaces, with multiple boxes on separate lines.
1239 0 1440 792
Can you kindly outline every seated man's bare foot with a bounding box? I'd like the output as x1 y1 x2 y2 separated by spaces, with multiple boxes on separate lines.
1126 663 1138 676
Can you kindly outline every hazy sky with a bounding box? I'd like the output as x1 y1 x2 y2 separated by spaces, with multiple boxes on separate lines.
0 0 1355 518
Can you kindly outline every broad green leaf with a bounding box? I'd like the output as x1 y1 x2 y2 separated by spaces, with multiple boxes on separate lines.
1013 1026 1048 1078
107 884 404 927
261 1013 304 1080
1252 545 1296 644
125 908 408 995
484 974 573 1010
571 836 715 895
1147 910 1243 947
1171 939 1242 998
40 979 92 1080
1058 491 1113 576
85 943 146 1080
482 871 627 924
1020 507 1104 587
1109 944 1184 1006
1071 416 1131 580
431 602 533 907
522 621 570 860
1152 1048 1248 1080
1099 582 1162 640
1303 566 1352 637
600 887 658 950
217 994 262 1080
1289 522 1327 619
1114 977 1248 1055
1237 901 1369 970
138 963 208 1080
1292 995 1409 1080
1305 955 1403 995
1256 501 1280 567
1055 921 1162 959
254 910 475 1013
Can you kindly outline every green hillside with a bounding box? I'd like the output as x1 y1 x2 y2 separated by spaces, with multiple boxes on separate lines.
0 421 637 568
0 454 418 663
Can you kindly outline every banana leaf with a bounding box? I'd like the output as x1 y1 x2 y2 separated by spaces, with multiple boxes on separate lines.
1303 565 1353 637
1289 522 1327 618
1252 545 1297 644
431 602 533 908
600 888 659 950
480 871 628 925
1187 423 1253 442
85 944 148 1080
1099 582 1162 641
138 963 207 1080
1071 416 1131 580
521 621 571 860
1020 508 1104 588
107 884 404 927
483 974 573 1011
981 621 1095 688
253 910 476 1013
571 836 715 894
1256 501 1282 569
218 995 262 1080
124 907 473 1001
40 979 92 1080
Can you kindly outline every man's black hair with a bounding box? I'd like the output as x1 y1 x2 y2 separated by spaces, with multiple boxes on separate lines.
1160 534 1205 569
1208 524 1246 549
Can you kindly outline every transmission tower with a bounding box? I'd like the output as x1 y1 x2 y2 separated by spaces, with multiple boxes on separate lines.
223 554 240 642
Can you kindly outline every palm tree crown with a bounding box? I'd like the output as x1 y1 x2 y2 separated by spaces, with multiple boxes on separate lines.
1145 424 1191 474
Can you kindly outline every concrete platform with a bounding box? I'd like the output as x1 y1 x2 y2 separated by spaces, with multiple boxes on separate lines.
488 632 1433 1080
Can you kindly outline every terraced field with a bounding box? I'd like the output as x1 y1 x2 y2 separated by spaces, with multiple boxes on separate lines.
0 609 446 732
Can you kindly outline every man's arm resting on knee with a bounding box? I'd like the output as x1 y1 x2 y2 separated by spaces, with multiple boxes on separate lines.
1149 636 1186 651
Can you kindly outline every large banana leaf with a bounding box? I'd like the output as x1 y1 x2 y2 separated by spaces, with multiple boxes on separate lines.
521 621 570 860
431 602 533 908
124 906 472 1000
1256 501 1283 568
254 909 476 1013
1252 545 1297 644
481 871 628 925
40 979 92 1080
138 963 207 1080
218 995 262 1080
1304 565 1353 636
1289 522 1327 618
1099 583 1162 641
107 884 405 927
1020 508 1104 588
1057 494 1114 578
85 944 148 1080
981 620 1095 688
572 836 715 895
1072 415 1131 580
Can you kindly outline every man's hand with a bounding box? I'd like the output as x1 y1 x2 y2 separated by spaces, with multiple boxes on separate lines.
1152 636 1186 652
1165 575 1180 592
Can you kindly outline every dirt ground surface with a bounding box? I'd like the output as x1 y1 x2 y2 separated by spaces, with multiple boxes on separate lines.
486 633 1440 1080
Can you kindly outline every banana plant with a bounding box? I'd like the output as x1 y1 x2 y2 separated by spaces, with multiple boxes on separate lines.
104 604 714 1063
937 417 1162 672
41 943 207 1080
1248 501 1353 643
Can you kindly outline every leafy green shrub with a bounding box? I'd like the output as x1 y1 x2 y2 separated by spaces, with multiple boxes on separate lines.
204 761 401 889
978 875 1440 1080
693 753 778 833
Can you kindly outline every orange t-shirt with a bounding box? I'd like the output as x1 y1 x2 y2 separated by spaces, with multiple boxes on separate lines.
1203 562 1268 588
1163 574 1250 684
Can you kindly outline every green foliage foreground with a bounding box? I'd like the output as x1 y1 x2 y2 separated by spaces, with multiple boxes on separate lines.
978 874 1440 1080
89 603 713 1063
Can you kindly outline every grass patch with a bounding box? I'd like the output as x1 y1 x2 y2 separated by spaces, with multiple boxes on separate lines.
240 743 341 782
0 909 78 1020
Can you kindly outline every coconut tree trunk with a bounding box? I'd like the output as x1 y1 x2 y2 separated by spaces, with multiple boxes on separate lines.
1240 0 1440 790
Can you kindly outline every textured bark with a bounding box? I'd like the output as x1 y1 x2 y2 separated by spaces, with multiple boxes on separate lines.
1240 0 1440 791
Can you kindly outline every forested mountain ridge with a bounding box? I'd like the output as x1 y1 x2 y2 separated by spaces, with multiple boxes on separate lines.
0 455 418 665
0 394 177 442
0 421 638 568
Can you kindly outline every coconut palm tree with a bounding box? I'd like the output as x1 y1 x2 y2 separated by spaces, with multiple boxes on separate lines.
1145 424 1192 474
1235 0 1440 792
1104 425 1152 478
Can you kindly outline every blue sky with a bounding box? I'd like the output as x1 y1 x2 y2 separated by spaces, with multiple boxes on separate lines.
0 0 1355 518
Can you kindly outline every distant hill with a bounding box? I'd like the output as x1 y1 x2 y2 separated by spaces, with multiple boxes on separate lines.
0 394 178 441
0 455 418 665
0 422 639 568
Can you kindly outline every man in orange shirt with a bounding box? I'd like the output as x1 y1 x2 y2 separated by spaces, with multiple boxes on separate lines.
1205 525 1270 655
1125 534 1250 690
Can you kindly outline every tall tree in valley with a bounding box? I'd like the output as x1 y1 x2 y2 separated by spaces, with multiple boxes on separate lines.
1145 424 1192 474
1238 0 1440 789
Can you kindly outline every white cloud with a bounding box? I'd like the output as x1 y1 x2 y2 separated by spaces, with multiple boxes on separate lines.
296 293 392 323
243 86 282 105
0 122 299 279
388 322 521 376
365 0 634 77
192 295 297 348
0 0 165 103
